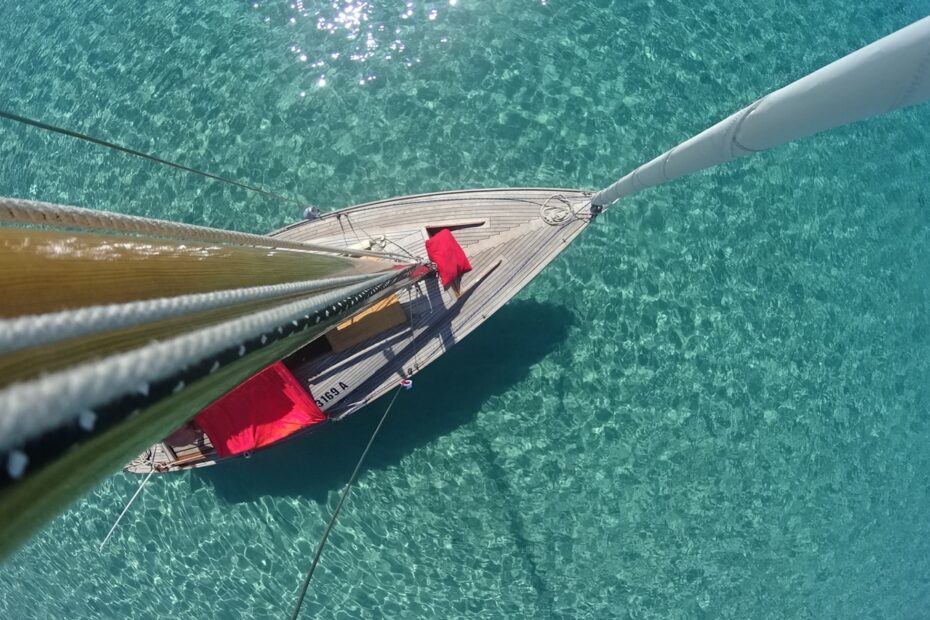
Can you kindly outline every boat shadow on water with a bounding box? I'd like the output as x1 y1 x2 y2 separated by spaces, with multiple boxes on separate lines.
195 299 574 504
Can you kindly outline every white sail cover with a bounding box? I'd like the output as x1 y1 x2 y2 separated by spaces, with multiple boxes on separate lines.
593 16 930 206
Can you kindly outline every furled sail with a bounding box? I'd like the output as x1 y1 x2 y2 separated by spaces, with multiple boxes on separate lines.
0 196 420 558
592 16 930 207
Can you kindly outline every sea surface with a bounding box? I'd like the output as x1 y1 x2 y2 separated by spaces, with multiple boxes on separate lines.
2 1 930 618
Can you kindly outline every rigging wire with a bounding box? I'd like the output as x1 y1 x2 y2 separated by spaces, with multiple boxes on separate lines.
290 386 404 620
98 468 155 550
343 212 423 261
0 110 304 206
342 213 364 244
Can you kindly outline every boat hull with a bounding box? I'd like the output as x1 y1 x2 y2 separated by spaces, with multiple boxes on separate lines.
126 187 592 473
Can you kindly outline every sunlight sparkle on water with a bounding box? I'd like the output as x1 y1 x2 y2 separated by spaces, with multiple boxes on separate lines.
3 1 930 618
273 0 458 89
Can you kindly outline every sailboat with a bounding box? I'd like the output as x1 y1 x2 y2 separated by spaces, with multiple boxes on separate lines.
0 15 928 560
121 188 593 473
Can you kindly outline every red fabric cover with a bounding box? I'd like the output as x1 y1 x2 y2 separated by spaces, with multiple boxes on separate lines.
392 264 433 279
425 229 472 286
195 361 326 457
410 265 433 279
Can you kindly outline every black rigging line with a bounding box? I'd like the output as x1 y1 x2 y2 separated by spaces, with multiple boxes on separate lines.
0 110 303 205
290 386 404 620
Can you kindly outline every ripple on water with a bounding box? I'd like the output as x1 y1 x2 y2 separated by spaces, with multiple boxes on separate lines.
2 0 930 618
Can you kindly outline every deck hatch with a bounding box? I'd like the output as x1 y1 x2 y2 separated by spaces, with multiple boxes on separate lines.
325 293 408 353
425 220 488 237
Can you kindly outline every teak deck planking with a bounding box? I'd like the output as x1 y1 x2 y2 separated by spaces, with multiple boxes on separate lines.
126 187 591 473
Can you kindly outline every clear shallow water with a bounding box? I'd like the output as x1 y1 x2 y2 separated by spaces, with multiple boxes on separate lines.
2 0 930 617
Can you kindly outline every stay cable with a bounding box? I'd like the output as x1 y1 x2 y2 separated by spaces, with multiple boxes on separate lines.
0 109 304 205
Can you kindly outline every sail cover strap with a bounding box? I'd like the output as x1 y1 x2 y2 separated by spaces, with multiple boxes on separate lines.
593 16 930 206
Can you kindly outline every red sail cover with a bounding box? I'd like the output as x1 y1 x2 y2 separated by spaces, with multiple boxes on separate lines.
195 361 326 457
425 228 472 286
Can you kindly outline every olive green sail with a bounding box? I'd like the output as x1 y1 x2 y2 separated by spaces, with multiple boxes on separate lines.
0 198 413 559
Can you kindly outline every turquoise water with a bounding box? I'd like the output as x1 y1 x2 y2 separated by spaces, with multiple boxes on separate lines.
2 0 930 617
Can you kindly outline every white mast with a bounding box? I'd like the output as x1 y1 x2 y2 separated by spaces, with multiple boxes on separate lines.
592 16 930 208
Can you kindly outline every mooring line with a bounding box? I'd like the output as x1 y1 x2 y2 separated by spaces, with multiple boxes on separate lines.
290 385 406 619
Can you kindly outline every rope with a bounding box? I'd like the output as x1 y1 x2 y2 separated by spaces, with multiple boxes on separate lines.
98 468 155 550
0 273 380 354
0 273 400 453
337 216 350 248
345 214 423 261
342 213 364 245
385 238 422 261
0 196 412 261
0 110 301 205
290 386 404 620
540 194 598 225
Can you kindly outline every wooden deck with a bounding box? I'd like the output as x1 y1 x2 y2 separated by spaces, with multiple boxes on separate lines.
277 187 592 420
126 187 592 473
